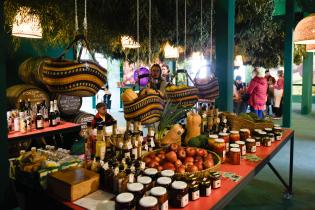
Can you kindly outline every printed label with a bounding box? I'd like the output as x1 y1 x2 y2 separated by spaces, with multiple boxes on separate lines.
100 147 105 160
226 143 229 151
161 201 168 210
213 180 221 189
267 141 271 147
103 162 109 170
251 146 256 153
134 140 138 147
37 120 44 128
141 162 146 170
270 137 275 142
206 187 212 196
181 194 189 207
132 148 138 159
276 135 282 141
256 141 260 147
127 142 132 150
124 152 130 158
192 190 200 200
114 167 119 175
118 142 123 149
144 144 149 151
242 146 246 155
223 128 228 133
222 150 226 160
150 139 155 148
130 165 135 172
52 119 57 126
129 174 135 183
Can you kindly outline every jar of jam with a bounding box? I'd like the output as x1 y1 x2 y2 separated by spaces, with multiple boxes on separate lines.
264 128 273 134
274 127 283 141
246 138 256 153
209 172 221 189
253 129 262 137
127 183 144 205
260 131 271 147
115 192 136 210
150 187 168 210
170 181 189 208
199 177 211 197
235 141 246 156
137 176 153 194
188 180 200 201
161 170 175 179
229 148 241 165
138 196 159 210
268 133 275 142
229 131 240 143
156 177 172 190
208 134 218 149
213 139 226 162
144 168 159 183
239 128 250 141
219 132 230 152
254 134 262 147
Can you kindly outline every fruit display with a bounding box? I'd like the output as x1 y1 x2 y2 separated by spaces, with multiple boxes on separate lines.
142 144 220 178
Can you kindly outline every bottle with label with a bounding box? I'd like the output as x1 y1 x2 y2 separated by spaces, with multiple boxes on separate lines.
19 112 27 133
85 122 93 161
49 101 57 127
19 99 26 112
113 165 126 194
95 125 105 158
35 103 44 130
122 135 132 158
53 100 60 125
131 134 138 159
42 100 49 122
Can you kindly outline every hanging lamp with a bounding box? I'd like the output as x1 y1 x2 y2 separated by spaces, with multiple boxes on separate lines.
306 44 315 52
12 7 42 39
164 42 179 59
234 55 243 67
293 13 315 44
121 36 140 49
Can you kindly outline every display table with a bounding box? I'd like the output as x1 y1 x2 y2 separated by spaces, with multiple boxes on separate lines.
8 121 81 143
55 129 295 210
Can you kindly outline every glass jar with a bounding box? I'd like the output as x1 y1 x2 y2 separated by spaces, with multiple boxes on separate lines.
268 133 275 142
199 177 211 197
156 177 172 190
213 139 226 163
209 172 221 189
254 134 262 147
170 181 189 208
246 138 256 153
115 192 136 210
138 176 153 195
208 134 218 149
161 170 175 179
274 127 283 141
138 196 159 210
260 131 271 147
229 148 241 165
144 168 159 183
235 141 246 156
219 132 230 152
150 187 168 210
253 129 262 137
127 182 144 204
229 131 240 143
229 143 240 149
188 180 200 201
239 129 250 141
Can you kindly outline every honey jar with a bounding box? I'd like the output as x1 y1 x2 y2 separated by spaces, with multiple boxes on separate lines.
229 148 241 165
229 131 240 143
235 141 246 156
138 196 159 210
213 139 226 162
208 134 218 149
115 192 136 210
239 128 250 141
150 187 168 210
199 177 211 197
170 181 189 208
127 183 144 205
156 177 172 190
246 138 256 153
219 132 230 152
209 172 221 189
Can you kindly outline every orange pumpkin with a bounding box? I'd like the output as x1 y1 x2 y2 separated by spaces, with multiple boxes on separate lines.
184 111 202 144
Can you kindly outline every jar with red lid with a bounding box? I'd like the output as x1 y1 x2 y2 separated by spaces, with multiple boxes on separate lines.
150 187 168 210
213 139 226 162
115 192 135 210
229 131 240 143
138 196 159 210
157 177 172 190
219 132 230 152
235 141 246 156
229 148 241 165
246 138 256 153
239 129 250 141
170 181 189 208
127 183 144 205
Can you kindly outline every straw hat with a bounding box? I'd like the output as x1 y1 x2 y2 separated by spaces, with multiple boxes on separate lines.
257 67 266 78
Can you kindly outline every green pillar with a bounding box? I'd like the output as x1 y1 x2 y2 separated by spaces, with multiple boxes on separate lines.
301 53 314 115
282 0 295 127
215 0 235 111
0 0 9 208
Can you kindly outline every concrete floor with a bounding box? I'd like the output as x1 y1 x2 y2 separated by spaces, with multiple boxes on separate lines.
224 103 315 210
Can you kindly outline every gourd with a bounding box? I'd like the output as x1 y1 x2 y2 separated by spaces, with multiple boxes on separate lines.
121 89 138 103
184 111 201 144
161 124 184 146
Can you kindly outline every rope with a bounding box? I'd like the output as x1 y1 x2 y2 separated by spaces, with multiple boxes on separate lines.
184 0 187 62
137 0 140 67
200 0 203 51
83 0 87 35
176 0 178 45
210 0 213 64
74 0 78 33
149 0 152 64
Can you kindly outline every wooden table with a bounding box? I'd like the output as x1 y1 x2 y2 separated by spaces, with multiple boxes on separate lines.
57 129 295 210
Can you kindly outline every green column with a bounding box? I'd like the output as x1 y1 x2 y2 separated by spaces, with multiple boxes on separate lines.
215 0 235 111
301 53 314 115
282 0 295 127
0 0 9 208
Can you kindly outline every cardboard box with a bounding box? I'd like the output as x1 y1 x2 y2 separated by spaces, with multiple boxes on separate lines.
47 167 99 201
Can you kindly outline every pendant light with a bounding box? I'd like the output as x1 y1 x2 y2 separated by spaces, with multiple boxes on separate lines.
121 36 140 49
306 44 315 52
234 55 243 67
164 0 179 59
293 13 315 44
12 7 42 39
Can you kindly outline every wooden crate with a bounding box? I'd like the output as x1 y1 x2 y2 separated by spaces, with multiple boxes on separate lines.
47 167 99 201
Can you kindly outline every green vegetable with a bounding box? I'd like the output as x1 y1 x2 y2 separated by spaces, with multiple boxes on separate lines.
188 135 208 148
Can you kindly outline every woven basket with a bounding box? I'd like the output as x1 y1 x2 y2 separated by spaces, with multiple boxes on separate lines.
165 86 199 108
142 147 221 179
123 94 164 125
194 76 220 100
226 114 273 132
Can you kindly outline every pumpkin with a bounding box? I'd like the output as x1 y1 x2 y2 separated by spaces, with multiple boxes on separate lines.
184 111 202 145
161 124 184 146
122 89 138 103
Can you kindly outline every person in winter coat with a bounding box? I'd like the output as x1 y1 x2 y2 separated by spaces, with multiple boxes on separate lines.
273 70 284 119
247 67 268 119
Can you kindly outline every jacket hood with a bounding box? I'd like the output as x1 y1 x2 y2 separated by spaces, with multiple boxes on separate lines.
252 76 267 85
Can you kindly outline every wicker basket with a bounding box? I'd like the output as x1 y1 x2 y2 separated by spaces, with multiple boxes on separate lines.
226 114 273 132
165 86 199 108
142 147 221 179
194 76 220 100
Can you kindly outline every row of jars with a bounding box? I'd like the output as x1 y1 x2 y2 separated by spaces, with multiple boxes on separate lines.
115 168 222 210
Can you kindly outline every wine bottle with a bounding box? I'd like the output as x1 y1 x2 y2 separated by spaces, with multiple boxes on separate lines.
42 100 49 122
49 101 57 127
53 100 60 125
35 103 44 130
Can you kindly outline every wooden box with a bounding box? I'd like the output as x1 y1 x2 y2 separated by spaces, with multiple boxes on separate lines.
47 167 99 201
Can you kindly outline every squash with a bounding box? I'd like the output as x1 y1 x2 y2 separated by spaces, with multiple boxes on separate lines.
161 124 184 146
121 89 138 103
184 111 201 145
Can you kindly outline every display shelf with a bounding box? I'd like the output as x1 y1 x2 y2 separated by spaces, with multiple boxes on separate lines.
8 121 81 143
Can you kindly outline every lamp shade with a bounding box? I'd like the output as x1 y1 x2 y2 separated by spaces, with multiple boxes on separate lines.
164 42 179 59
306 44 315 52
293 13 315 44
12 7 42 39
121 36 140 49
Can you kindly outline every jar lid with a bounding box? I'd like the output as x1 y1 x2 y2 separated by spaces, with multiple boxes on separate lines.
230 130 239 134
138 176 152 185
150 186 167 196
240 128 250 132
274 124 281 127
264 128 272 131
218 132 228 136
246 138 255 143
127 182 144 192
259 131 267 135
210 172 221 178
172 181 187 190
139 196 158 207
157 177 172 185
254 129 262 132
161 170 175 177
274 126 282 130
145 168 158 175
116 192 134 203
235 141 245 145
268 133 274 136
230 148 241 152
209 134 219 138
215 138 225 143
230 143 240 148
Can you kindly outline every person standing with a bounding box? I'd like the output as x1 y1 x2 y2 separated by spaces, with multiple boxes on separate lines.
273 70 284 119
247 67 268 119
92 102 116 129
148 64 168 94
161 64 171 83
233 76 248 114
265 70 276 116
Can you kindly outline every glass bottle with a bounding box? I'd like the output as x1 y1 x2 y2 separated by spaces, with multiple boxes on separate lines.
114 165 126 194
35 103 44 130
49 101 57 127
42 100 49 122
95 125 104 159
53 100 60 125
